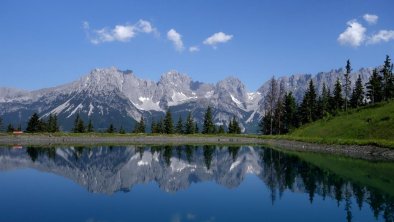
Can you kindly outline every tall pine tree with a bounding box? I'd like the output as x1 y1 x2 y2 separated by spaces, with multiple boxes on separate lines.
283 92 298 132
228 116 241 134
344 60 352 111
332 78 344 112
317 82 330 118
175 116 184 134
134 116 146 133
299 79 317 124
381 55 393 101
184 112 195 134
202 106 215 134
163 110 174 134
73 114 85 133
366 69 383 104
26 113 41 133
350 75 364 108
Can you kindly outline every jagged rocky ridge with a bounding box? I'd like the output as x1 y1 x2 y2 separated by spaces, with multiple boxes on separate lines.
0 67 372 132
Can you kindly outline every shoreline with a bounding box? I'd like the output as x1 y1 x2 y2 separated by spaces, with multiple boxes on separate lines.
0 134 393 161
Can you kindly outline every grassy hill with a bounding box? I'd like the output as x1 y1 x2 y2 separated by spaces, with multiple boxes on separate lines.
288 101 394 148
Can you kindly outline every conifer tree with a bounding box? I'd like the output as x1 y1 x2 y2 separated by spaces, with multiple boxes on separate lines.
333 78 344 112
202 106 215 134
157 117 164 134
344 59 352 111
76 118 85 133
274 80 286 134
228 116 241 134
47 114 59 133
0 117 2 131
175 116 184 134
300 79 317 124
283 92 298 133
317 83 330 118
134 116 145 133
53 114 59 132
107 123 115 133
350 75 364 108
184 112 195 134
381 55 393 101
366 69 383 104
163 110 174 134
26 113 41 133
233 116 241 134
73 114 81 133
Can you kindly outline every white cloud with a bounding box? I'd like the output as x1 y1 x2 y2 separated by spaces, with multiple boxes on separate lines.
167 29 184 51
83 20 157 44
113 25 135 41
337 20 366 47
189 46 199 52
367 30 394 44
136 19 158 35
363 14 378 25
203 32 233 47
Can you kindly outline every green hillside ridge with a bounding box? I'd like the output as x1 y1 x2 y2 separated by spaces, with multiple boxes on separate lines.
288 101 394 148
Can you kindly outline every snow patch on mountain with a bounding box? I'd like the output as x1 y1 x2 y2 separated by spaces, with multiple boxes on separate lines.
88 103 94 116
67 103 84 118
135 97 162 111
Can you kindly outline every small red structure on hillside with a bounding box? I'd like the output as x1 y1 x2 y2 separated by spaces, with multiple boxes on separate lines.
12 131 23 135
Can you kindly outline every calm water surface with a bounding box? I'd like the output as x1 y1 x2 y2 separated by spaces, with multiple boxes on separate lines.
0 146 393 222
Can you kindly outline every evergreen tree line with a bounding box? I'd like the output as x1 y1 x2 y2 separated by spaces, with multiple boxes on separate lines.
260 56 394 135
24 113 60 133
15 106 242 134
150 107 241 134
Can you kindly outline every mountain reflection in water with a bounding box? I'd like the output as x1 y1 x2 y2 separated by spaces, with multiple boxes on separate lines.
0 145 393 222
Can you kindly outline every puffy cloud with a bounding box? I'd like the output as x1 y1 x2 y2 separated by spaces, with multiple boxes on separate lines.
189 46 199 52
136 19 158 35
367 30 394 44
363 14 378 25
167 29 184 51
203 32 233 47
84 20 157 44
337 20 366 47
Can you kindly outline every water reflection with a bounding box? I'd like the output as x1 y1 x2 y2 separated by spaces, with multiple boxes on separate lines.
0 146 393 222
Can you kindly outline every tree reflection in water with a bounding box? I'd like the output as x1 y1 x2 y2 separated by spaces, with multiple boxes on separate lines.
17 145 394 222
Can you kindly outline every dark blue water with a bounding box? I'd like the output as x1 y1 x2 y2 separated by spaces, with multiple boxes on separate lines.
0 146 392 222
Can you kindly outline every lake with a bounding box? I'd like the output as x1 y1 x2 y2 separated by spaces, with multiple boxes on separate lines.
0 145 393 222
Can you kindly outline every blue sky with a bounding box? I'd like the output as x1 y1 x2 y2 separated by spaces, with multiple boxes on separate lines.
1 0 393 91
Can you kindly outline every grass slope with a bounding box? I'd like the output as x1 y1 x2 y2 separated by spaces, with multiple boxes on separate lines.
289 101 394 148
286 150 394 197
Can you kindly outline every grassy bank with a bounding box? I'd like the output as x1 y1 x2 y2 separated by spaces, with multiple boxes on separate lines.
285 150 394 197
270 101 394 148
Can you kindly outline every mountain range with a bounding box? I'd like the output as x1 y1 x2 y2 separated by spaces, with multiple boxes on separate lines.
0 67 373 132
